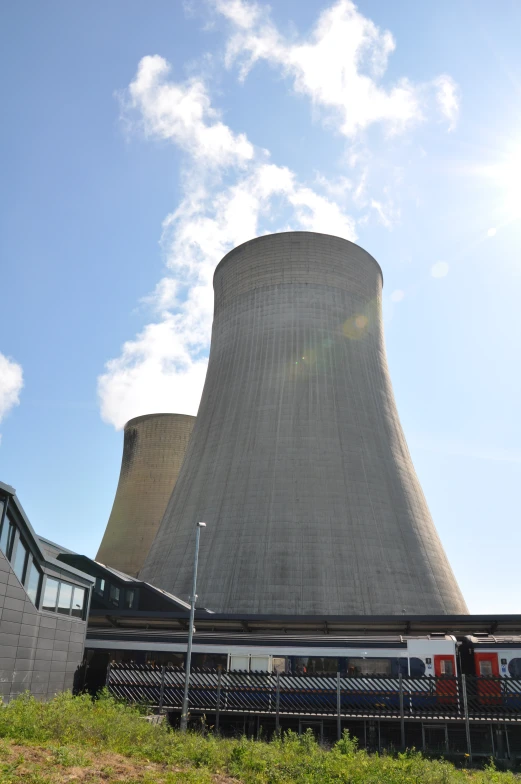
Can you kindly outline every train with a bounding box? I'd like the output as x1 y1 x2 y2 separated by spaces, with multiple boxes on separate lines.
86 630 521 678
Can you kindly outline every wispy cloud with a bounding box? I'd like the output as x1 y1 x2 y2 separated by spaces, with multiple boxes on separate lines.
98 1 461 429
213 0 459 137
0 352 23 436
432 74 460 132
98 56 356 429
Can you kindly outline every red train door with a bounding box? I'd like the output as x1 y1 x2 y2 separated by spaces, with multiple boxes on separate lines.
434 655 457 702
475 653 501 704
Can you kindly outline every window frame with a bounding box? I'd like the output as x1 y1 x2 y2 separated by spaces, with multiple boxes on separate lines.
71 585 86 618
0 493 90 620
11 531 29 584
57 581 73 615
41 575 60 612
0 511 16 560
25 557 42 606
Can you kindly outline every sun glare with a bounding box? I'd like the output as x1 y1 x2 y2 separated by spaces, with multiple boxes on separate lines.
493 145 521 220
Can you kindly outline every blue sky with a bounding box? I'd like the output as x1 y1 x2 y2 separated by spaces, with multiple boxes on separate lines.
1 0 520 613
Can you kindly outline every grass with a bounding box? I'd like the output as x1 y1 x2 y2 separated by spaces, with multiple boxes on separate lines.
0 691 519 783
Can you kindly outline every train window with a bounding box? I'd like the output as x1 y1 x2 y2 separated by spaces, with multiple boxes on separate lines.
145 652 185 667
251 656 270 672
440 659 454 675
479 660 493 676
409 658 426 677
273 657 287 674
508 659 521 677
230 655 250 672
347 658 391 676
394 658 409 676
192 653 227 670
294 657 338 675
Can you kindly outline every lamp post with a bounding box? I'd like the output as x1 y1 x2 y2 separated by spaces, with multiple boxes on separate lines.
180 521 206 732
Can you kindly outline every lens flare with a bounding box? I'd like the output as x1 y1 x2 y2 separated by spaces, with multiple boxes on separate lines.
343 313 369 339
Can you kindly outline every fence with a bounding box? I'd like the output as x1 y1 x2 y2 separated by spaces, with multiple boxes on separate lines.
106 664 521 726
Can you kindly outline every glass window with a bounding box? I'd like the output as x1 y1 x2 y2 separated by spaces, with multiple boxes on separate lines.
409 657 426 677
109 584 120 607
230 655 249 671
273 657 288 674
394 658 409 677
479 660 493 676
94 577 105 596
42 578 59 612
124 589 135 609
26 560 41 605
71 586 85 618
440 658 454 675
12 537 28 583
191 653 227 670
294 657 339 675
251 655 271 672
0 516 14 558
57 582 73 614
347 658 392 676
508 658 521 678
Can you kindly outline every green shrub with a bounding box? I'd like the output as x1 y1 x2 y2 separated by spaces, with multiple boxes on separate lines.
0 691 519 784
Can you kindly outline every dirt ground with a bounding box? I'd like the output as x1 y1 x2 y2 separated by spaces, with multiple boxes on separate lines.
0 740 238 783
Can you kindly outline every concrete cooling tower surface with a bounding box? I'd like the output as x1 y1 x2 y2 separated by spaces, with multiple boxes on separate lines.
96 413 195 576
140 232 468 615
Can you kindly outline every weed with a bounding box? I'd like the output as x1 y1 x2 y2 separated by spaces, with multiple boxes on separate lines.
0 692 519 783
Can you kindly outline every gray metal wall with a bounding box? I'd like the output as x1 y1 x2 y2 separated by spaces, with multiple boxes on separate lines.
140 232 468 615
0 549 86 700
96 413 195 577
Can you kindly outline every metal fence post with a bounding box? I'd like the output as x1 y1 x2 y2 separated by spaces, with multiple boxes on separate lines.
158 666 166 714
337 672 342 740
399 674 405 749
105 662 112 689
215 666 222 734
275 673 280 735
461 674 473 763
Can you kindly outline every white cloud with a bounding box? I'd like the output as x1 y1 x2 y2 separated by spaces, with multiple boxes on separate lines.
433 75 460 131
0 353 23 427
431 261 449 278
487 227 497 237
390 289 405 303
214 0 459 137
99 3 461 428
124 55 254 168
98 57 357 429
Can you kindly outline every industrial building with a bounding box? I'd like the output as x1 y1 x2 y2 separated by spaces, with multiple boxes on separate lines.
0 481 92 701
140 232 467 616
7 232 519 760
96 413 195 576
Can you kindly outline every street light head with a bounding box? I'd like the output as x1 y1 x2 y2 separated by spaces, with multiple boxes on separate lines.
198 522 207 528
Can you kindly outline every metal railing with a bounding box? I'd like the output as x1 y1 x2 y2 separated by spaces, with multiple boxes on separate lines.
106 664 521 726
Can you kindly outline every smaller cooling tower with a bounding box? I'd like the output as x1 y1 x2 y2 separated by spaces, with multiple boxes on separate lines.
96 413 195 576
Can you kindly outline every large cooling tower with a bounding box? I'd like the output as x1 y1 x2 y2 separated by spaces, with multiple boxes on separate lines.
96 413 195 576
140 232 468 615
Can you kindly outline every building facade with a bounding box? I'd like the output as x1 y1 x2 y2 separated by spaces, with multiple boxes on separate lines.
0 481 92 701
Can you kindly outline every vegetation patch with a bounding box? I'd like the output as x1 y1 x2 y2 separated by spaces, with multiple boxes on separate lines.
0 692 519 783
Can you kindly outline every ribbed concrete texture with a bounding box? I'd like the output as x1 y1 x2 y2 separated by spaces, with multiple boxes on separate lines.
140 232 468 615
96 414 195 577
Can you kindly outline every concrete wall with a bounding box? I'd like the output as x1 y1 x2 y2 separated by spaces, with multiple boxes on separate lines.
0 549 86 701
96 414 195 577
140 232 468 616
